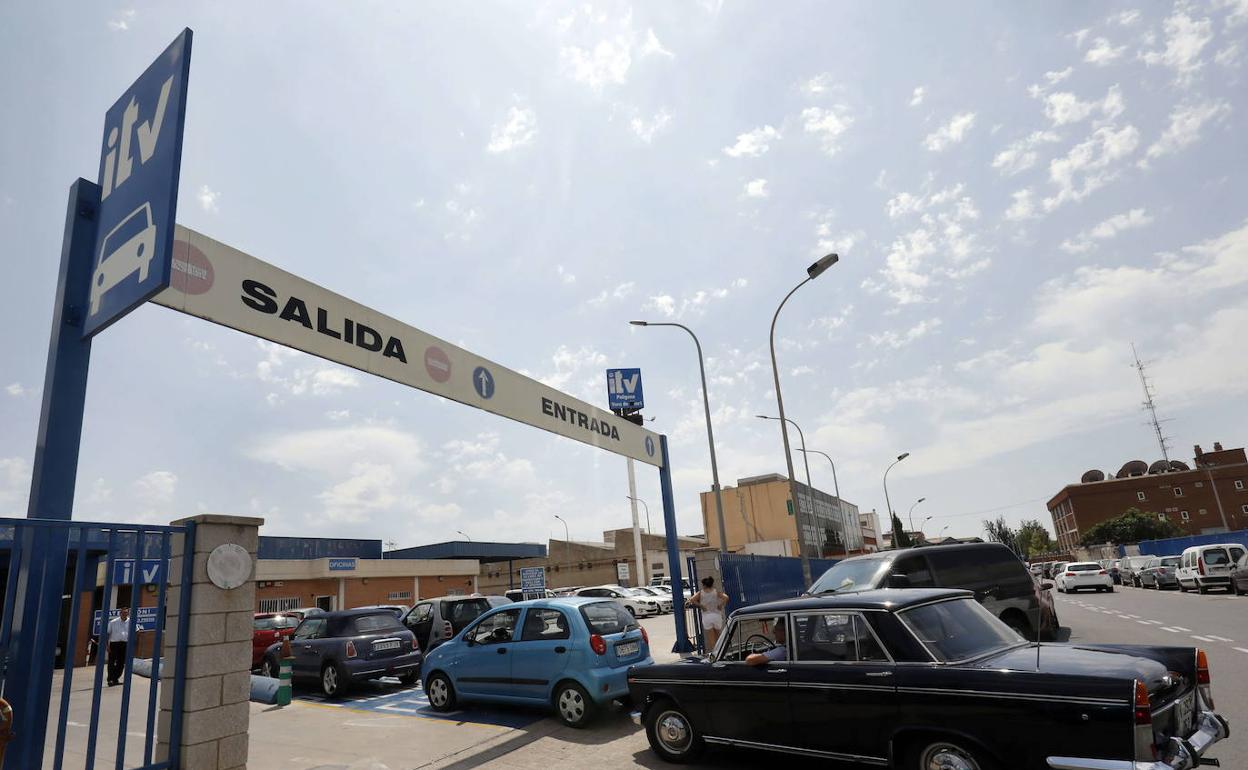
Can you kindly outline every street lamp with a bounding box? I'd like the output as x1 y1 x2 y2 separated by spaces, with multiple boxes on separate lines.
939 525 950 539
629 320 728 553
882 452 910 543
626 495 651 533
553 515 570 575
456 530 472 542
920 515 934 539
795 447 850 557
757 415 817 555
906 497 926 532
767 252 840 584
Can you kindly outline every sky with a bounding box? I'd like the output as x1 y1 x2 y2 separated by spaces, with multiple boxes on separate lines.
2 1 1247 550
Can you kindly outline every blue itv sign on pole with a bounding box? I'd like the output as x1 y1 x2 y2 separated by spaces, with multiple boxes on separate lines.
112 558 165 585
606 368 644 411
83 28 193 337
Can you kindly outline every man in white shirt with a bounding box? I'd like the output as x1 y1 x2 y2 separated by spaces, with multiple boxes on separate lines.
106 607 131 686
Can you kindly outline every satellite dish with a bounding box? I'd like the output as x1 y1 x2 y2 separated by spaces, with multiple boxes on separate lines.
1080 469 1105 483
1169 460 1190 471
1118 460 1149 477
1148 460 1170 475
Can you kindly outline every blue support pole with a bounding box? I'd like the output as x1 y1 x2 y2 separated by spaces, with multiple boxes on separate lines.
658 435 694 653
5 178 101 770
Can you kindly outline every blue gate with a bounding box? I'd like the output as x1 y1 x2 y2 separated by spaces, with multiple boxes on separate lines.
0 517 195 769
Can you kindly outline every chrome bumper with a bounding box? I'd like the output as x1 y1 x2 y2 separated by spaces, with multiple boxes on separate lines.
1048 710 1230 770
630 710 642 726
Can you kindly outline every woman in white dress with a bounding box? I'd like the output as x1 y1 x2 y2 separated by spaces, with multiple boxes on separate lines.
687 576 729 652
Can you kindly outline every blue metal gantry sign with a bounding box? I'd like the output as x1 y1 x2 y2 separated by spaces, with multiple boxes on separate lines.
84 28 192 337
605 368 644 410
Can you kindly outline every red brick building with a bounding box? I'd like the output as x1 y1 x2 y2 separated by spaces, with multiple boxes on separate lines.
1048 443 1248 553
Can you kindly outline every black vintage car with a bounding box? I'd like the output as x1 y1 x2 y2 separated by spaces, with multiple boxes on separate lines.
628 589 1228 769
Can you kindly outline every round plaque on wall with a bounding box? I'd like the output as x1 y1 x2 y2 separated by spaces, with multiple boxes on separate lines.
206 543 252 590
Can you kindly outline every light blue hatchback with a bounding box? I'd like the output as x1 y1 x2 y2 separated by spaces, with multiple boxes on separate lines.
422 597 654 727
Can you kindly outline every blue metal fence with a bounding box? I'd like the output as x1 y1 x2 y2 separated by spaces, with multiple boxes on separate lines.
1133 530 1248 557
0 517 195 769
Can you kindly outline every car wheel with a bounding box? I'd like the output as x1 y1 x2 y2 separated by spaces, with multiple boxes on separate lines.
320 662 350 698
261 656 280 679
1107 585 1114 592
1198 584 1209 595
425 672 457 711
553 681 597 728
398 670 420 686
1002 614 1031 638
908 739 995 770
625 605 636 617
644 699 705 763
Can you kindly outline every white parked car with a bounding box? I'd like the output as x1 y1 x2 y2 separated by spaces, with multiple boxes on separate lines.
1177 543 1247 594
574 585 660 617
629 587 673 613
1055 562 1114 593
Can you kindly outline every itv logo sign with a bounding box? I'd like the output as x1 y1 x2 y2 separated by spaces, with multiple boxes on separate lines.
605 368 644 411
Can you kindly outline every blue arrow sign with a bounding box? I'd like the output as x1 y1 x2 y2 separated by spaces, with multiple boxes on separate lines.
84 28 192 337
473 366 495 399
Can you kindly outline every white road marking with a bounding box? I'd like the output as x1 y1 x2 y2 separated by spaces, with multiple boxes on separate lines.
1191 635 1217 642
1173 626 1193 632
1235 648 1248 654
1161 627 1182 633
1208 635 1235 642
1142 620 1163 625
1136 620 1153 625
1123 614 1141 619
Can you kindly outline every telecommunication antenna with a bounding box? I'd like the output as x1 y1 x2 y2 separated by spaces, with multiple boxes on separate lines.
1131 343 1171 462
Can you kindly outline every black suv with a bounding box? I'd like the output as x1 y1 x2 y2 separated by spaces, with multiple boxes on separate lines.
807 543 1059 640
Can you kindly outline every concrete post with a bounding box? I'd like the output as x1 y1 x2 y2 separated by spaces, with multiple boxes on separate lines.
157 514 263 770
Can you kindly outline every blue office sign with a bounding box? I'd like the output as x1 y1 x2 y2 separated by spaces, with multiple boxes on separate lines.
606 368 644 411
84 28 193 337
112 558 165 585
519 566 546 599
329 558 357 571
92 606 159 635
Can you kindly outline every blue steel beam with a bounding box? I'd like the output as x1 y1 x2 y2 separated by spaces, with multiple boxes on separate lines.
659 435 694 653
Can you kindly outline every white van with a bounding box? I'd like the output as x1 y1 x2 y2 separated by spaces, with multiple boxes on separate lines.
1176 543 1247 594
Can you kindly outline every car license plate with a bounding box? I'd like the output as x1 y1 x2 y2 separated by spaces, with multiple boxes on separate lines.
616 641 639 657
1175 692 1194 732
373 640 401 651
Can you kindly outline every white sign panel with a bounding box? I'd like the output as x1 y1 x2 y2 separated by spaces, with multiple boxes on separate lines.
153 226 664 467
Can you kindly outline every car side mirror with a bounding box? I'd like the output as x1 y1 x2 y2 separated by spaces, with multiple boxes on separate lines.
1041 581 1054 591
886 573 911 589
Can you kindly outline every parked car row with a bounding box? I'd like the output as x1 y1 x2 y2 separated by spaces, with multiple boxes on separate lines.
1106 543 1248 594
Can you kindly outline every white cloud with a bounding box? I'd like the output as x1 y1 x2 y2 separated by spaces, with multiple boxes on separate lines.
801 73 837 96
1005 188 1038 221
556 264 576 285
5 383 24 397
1026 67 1074 99
1042 124 1140 211
801 106 853 156
1141 100 1231 166
810 304 854 335
629 110 671 143
1114 10 1141 26
133 471 177 505
255 340 362 396
325 409 351 421
641 280 750 319
1223 0 1248 27
561 39 633 91
992 130 1059 176
486 105 537 154
1042 85 1125 127
922 112 976 151
867 184 985 304
1060 208 1153 254
1215 42 1242 68
108 9 134 31
743 178 769 198
0 457 31 516
723 125 780 158
909 86 926 107
1141 11 1214 83
870 317 943 349
586 282 636 308
1085 37 1126 65
197 185 219 213
640 28 674 58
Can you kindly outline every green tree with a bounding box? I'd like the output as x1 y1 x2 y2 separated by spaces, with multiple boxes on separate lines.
1016 519 1055 558
1079 508 1184 547
983 515 1021 556
891 514 913 548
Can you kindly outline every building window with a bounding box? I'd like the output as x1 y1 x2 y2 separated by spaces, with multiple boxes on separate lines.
258 597 302 613
1236 480 1245 491
1158 512 1167 521
1137 491 1147 501
1200 508 1208 516
387 591 412 601
1174 487 1184 497
1195 481 1204 488
1242 504 1248 515
1181 511 1190 521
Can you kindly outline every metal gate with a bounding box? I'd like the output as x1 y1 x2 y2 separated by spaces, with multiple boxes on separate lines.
0 517 195 769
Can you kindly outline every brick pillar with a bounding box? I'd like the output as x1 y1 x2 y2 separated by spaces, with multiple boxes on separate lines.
157 514 263 770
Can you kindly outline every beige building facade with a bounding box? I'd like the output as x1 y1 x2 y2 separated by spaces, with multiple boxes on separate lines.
699 473 863 557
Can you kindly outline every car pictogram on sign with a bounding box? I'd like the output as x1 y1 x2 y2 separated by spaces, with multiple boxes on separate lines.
90 202 157 316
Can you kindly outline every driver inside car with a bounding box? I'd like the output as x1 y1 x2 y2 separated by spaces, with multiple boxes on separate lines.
745 617 788 666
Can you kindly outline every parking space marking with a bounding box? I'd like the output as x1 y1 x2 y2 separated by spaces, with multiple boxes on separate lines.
1161 627 1182 633
1235 648 1248 654
293 678 545 730
1208 635 1235 642
1191 635 1216 642
1173 626 1193 632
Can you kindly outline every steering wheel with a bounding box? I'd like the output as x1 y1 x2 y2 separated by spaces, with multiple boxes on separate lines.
745 634 777 654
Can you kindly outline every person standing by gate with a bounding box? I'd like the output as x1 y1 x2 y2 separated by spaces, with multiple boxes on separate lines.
106 607 131 686
687 576 728 652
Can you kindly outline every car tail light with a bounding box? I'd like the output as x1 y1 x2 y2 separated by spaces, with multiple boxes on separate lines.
1134 680 1151 725
443 620 453 639
1199 558 1206 576
345 641 357 658
640 626 649 645
1065 572 1075 577
411 635 419 651
1098 570 1108 575
1195 648 1215 710
589 634 606 655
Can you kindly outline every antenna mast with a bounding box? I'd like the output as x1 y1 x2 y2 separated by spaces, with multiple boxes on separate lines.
1131 343 1171 462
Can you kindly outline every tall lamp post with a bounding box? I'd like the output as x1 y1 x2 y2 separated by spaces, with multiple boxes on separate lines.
456 530 472 542
553 515 570 576
626 495 651 534
757 415 817 556
629 320 728 553
796 447 850 557
882 452 910 542
906 497 926 532
768 253 840 584
920 515 934 540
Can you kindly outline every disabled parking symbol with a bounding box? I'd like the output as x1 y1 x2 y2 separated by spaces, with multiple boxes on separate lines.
473 366 495 399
